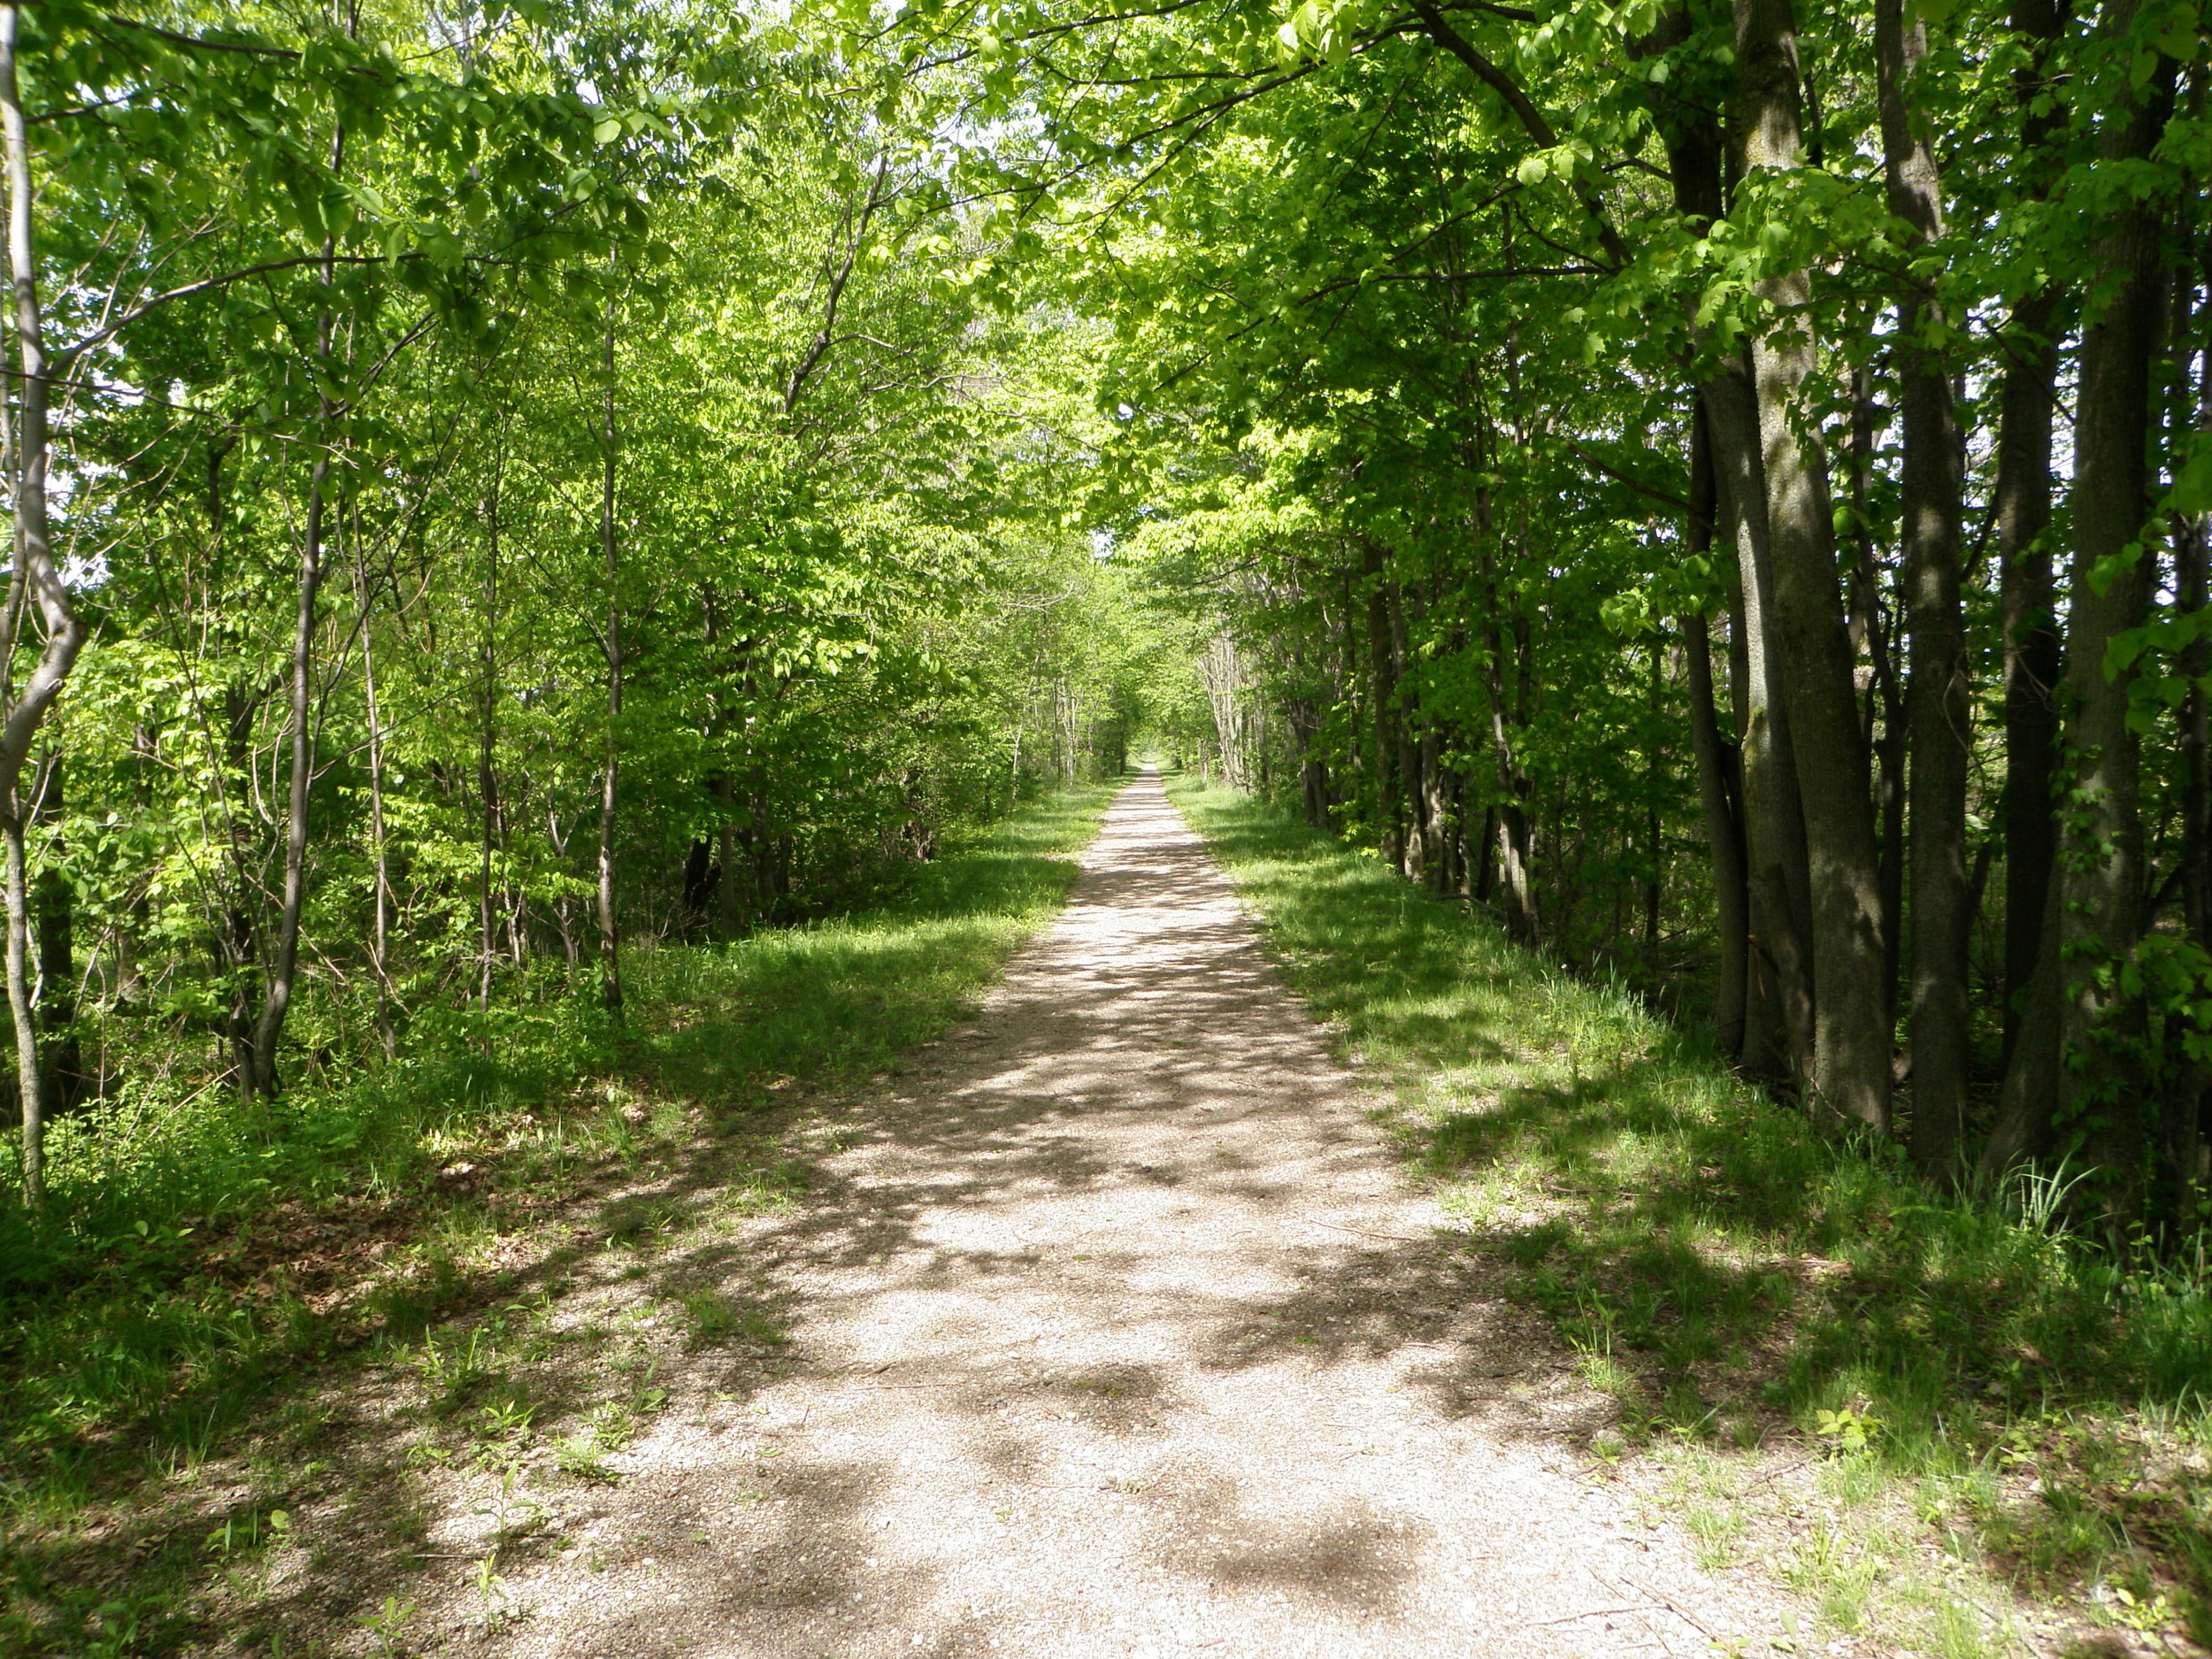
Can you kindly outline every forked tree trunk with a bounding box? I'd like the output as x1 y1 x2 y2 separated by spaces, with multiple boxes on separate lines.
0 4 89 1202
1984 15 2176 1188
1705 357 1816 1086
1733 0 1891 1130
1878 0 1970 1176
1647 41 1760 1065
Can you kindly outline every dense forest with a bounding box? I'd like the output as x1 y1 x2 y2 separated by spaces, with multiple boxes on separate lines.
0 0 1193 1236
1010 0 2212 1223
5 0 2212 1649
0 0 2206 1259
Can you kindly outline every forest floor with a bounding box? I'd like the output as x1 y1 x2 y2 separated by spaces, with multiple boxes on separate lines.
12 774 2199 1658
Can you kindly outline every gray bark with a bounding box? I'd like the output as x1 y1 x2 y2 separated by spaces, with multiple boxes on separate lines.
1996 0 2069 1065
1683 407 1749 1056
1706 357 1816 1085
596 288 624 1014
1982 12 2175 1190
2053 31 2175 1210
1733 0 1892 1130
1878 0 1970 1176
0 4 89 1198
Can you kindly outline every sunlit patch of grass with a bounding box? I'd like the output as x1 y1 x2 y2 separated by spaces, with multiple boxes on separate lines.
1169 777 2212 1652
1685 1500 1745 1570
669 1288 785 1351
718 1159 810 1218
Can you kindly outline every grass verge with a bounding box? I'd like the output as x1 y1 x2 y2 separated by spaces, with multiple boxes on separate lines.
0 782 1114 1656
1170 776 2212 1659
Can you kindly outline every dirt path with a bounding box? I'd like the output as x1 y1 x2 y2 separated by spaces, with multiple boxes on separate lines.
477 772 1772 1657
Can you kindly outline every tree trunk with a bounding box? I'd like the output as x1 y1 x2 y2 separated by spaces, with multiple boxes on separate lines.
1389 580 1424 880
357 551 395 1058
1705 357 1816 1085
1878 0 1970 1176
1999 290 2065 1063
219 685 258 1089
1644 631 1665 957
245 442 327 1097
1846 366 1908 1014
1985 20 2175 1188
1288 639 1330 830
243 86 350 1099
32 756 77 1112
2166 207 2212 1210
1733 0 1891 1131
1996 0 2069 1067
2046 30 2175 1211
1365 544 1404 869
0 4 88 1202
1479 510 1538 944
478 468 502 1012
1686 607 1747 1051
2175 377 2211 1195
547 807 580 970
1683 404 1750 1055
713 773 742 939
4 814 34 1200
596 288 624 1016
1423 726 1450 895
1647 36 1767 1068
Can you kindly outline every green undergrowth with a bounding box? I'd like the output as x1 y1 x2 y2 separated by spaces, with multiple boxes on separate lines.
1171 777 2212 1658
0 783 1113 1655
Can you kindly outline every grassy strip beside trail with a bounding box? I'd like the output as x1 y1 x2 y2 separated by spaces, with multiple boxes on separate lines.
1 784 1114 1656
1170 777 2212 1659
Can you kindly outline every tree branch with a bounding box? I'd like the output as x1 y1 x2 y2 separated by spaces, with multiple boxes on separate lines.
61 252 412 361
1401 0 1632 270
102 15 301 59
784 152 892 418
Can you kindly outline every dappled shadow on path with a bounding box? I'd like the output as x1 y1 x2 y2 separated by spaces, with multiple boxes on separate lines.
257 772 1753 1659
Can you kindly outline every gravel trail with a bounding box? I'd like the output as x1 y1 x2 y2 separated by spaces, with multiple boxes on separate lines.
494 771 1771 1657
